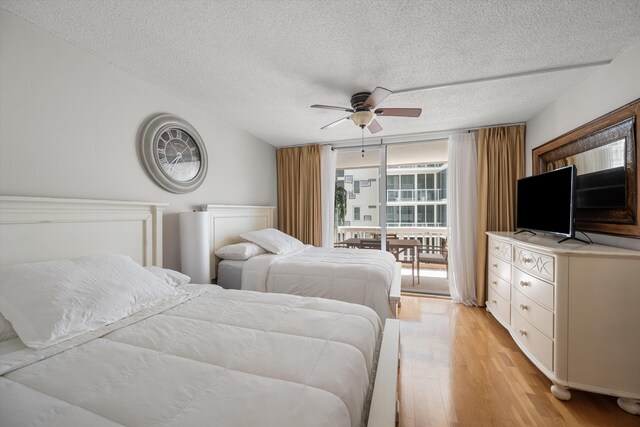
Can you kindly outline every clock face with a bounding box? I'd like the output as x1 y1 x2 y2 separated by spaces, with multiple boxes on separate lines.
139 114 208 193
155 128 201 182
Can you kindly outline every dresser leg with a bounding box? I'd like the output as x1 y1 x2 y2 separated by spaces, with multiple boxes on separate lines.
617 397 640 415
551 384 571 401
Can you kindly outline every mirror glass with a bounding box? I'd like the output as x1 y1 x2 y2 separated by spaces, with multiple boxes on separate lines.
567 139 625 175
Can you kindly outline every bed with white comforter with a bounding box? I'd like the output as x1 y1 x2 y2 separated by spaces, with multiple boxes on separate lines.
240 245 397 321
0 252 382 427
0 284 382 427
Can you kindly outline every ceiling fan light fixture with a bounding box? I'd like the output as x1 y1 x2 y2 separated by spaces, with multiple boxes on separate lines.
350 110 375 128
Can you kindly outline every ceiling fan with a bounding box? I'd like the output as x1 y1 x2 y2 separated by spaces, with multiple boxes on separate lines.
311 87 422 134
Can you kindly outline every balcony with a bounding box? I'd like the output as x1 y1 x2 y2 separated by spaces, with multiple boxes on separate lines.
387 189 446 202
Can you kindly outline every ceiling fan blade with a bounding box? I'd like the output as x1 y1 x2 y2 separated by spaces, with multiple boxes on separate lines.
311 104 355 112
321 116 350 130
368 119 383 134
375 107 422 117
363 87 392 109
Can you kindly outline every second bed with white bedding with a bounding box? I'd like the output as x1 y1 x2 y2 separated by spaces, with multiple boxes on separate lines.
199 206 401 322
236 245 399 321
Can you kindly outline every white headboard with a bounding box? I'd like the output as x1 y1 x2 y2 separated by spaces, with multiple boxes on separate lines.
201 204 276 279
0 196 167 267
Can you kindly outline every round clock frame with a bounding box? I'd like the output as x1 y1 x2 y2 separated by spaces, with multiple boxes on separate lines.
139 114 208 193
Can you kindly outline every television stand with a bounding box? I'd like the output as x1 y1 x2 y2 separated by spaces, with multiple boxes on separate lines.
557 235 591 244
514 229 536 236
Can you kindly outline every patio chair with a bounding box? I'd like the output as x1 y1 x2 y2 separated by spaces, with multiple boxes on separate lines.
416 240 448 284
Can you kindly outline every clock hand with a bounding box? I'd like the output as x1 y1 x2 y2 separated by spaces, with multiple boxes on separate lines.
169 140 189 155
168 153 182 174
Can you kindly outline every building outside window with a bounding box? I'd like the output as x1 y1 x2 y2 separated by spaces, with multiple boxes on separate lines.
387 175 399 202
339 162 447 228
400 175 414 201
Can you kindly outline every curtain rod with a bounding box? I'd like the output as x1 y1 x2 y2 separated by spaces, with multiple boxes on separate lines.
331 142 385 152
326 121 525 150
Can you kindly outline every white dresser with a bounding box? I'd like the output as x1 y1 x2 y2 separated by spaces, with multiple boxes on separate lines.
486 231 640 415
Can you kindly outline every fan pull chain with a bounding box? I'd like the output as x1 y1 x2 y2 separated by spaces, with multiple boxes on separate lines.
361 127 365 157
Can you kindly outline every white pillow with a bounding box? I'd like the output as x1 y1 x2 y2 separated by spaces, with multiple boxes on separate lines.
0 313 17 342
240 228 304 255
0 254 178 350
145 266 191 286
215 242 267 260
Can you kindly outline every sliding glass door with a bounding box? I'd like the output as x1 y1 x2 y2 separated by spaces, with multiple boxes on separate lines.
332 139 450 295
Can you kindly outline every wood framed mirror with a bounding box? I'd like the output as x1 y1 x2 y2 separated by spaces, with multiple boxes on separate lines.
532 99 639 237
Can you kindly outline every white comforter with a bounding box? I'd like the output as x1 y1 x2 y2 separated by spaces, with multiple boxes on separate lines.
0 285 382 427
241 246 397 321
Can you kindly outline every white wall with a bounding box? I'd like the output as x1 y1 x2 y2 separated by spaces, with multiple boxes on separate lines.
0 10 277 270
526 42 640 250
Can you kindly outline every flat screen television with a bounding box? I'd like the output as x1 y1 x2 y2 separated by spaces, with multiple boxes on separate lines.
516 165 577 240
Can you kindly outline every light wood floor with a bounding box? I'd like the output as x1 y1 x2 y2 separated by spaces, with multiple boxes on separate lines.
397 295 640 427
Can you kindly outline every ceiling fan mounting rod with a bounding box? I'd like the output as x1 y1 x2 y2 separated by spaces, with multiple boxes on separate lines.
350 92 373 111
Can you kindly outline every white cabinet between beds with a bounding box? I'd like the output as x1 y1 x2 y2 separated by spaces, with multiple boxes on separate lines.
486 232 640 414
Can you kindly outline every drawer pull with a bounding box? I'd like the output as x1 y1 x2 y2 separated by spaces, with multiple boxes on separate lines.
491 281 497 287
519 280 530 287
519 329 527 336
492 264 498 268
494 246 500 250
519 304 528 310
522 257 533 263
492 300 497 305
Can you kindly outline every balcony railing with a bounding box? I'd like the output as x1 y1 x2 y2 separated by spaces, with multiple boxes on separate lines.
335 225 448 247
386 222 446 228
387 189 446 202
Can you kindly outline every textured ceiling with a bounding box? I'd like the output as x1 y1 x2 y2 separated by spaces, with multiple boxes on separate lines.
2 0 640 147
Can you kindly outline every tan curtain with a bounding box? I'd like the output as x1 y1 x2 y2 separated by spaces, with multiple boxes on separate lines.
276 144 322 246
476 125 525 306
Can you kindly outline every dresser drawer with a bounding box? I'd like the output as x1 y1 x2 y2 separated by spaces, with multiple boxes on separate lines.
512 267 554 310
488 255 511 282
511 309 553 372
487 287 510 328
488 237 512 262
513 245 555 282
488 270 510 301
511 288 553 338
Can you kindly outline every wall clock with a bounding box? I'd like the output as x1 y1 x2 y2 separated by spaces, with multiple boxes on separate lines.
139 114 208 193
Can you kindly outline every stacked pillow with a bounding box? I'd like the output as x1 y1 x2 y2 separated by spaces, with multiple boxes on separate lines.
215 242 267 260
215 228 305 259
0 255 189 350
